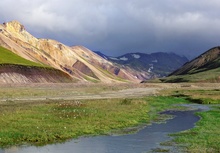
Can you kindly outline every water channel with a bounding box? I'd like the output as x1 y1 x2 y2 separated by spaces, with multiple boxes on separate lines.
0 104 210 153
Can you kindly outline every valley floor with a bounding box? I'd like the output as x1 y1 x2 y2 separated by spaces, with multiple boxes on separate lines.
0 82 219 102
0 82 219 152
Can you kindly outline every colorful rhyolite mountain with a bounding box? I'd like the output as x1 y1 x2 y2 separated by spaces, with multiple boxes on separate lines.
0 20 152 83
0 46 74 83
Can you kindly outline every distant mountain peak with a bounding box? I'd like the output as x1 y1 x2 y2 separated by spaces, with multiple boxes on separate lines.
94 51 188 77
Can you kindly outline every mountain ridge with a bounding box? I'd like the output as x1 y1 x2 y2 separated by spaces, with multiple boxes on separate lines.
0 20 145 83
169 46 220 76
95 51 189 77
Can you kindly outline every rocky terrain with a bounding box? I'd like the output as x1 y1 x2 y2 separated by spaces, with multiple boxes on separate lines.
0 21 151 83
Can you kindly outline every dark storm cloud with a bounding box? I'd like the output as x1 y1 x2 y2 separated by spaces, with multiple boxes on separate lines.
1 0 220 57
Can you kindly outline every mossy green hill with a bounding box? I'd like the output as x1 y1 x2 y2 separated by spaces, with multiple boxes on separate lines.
0 46 48 67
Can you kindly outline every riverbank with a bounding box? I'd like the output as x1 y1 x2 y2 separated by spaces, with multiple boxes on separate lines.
162 89 220 153
170 105 220 152
1 107 202 153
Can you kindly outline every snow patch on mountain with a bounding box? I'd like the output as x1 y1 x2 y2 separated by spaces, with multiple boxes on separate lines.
132 54 140 59
120 57 128 61
148 64 154 73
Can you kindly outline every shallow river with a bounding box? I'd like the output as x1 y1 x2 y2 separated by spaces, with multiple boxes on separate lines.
0 104 209 153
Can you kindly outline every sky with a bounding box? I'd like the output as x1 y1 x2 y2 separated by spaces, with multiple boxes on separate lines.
1 0 220 57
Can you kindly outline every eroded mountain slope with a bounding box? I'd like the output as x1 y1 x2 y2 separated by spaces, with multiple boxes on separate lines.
0 21 143 83
0 46 73 83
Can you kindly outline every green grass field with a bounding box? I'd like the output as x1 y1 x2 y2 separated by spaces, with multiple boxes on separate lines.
0 96 188 147
0 46 48 67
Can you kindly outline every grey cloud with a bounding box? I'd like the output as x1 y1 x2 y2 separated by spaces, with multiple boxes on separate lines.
1 0 220 57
